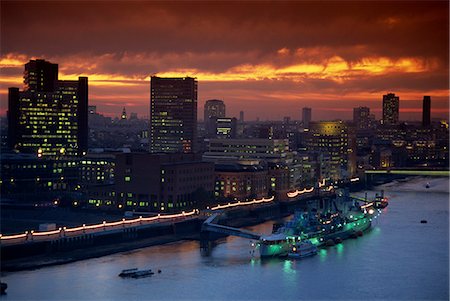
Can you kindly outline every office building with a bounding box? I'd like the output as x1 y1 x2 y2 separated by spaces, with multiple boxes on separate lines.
203 138 290 163
213 117 237 138
382 93 399 125
302 107 312 128
214 163 267 201
23 59 58 92
150 77 197 153
1 152 80 204
308 121 349 180
204 99 225 136
115 153 214 212
204 99 226 122
422 96 431 127
353 106 371 130
8 59 88 157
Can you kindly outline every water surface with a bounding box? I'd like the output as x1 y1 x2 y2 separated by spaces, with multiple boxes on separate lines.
2 177 449 300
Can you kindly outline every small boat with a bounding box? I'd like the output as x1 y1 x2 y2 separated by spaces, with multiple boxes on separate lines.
119 268 138 277
119 268 154 278
1 282 7 295
425 183 430 189
130 269 154 278
287 240 317 259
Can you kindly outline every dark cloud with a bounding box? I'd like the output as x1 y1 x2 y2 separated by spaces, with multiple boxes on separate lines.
2 1 448 61
1 1 448 120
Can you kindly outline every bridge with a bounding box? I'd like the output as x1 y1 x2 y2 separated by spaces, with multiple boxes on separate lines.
201 213 261 241
364 169 449 176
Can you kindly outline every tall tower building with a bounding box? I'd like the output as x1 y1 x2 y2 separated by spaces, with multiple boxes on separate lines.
204 99 225 137
382 93 399 125
353 106 370 130
239 111 244 123
24 59 58 92
8 59 88 157
204 99 225 121
308 121 349 181
150 76 197 153
422 96 431 127
302 107 312 128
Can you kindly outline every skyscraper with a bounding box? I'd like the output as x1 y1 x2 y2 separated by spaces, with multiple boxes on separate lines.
422 96 431 127
8 59 88 157
308 121 349 181
204 99 225 137
353 106 370 130
302 107 312 128
204 99 226 121
150 76 197 153
239 111 244 123
24 59 58 92
382 93 399 125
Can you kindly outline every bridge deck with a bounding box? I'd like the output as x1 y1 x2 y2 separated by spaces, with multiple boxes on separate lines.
202 214 261 240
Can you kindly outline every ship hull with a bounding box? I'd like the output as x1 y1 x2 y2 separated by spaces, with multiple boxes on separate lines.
257 218 372 257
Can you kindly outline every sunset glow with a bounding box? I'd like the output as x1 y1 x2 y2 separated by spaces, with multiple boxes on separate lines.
1 1 448 120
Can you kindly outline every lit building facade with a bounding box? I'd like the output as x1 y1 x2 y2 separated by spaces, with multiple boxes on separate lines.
208 117 237 138
214 163 267 201
353 106 371 130
8 59 88 157
203 138 290 162
382 93 399 125
308 121 349 180
150 77 197 153
0 153 81 205
114 153 214 212
204 99 226 136
204 99 226 122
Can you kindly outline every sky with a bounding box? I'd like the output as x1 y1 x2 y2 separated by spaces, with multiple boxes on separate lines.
1 0 449 121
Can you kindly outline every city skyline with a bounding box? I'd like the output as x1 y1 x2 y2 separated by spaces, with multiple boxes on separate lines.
1 1 449 121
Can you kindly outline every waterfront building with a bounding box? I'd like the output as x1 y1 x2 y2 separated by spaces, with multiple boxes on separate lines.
307 121 350 180
422 96 431 127
214 163 267 201
0 152 80 205
114 153 214 212
302 107 312 128
8 59 88 157
267 162 290 201
382 93 399 125
150 77 197 153
79 149 123 186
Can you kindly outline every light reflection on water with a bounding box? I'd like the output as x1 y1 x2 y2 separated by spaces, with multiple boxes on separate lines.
2 177 449 300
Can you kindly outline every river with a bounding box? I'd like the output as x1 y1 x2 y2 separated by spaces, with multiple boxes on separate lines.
1 177 449 300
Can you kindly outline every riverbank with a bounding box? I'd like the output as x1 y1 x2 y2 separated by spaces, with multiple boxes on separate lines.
0 181 388 272
1 201 293 272
1 233 200 272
